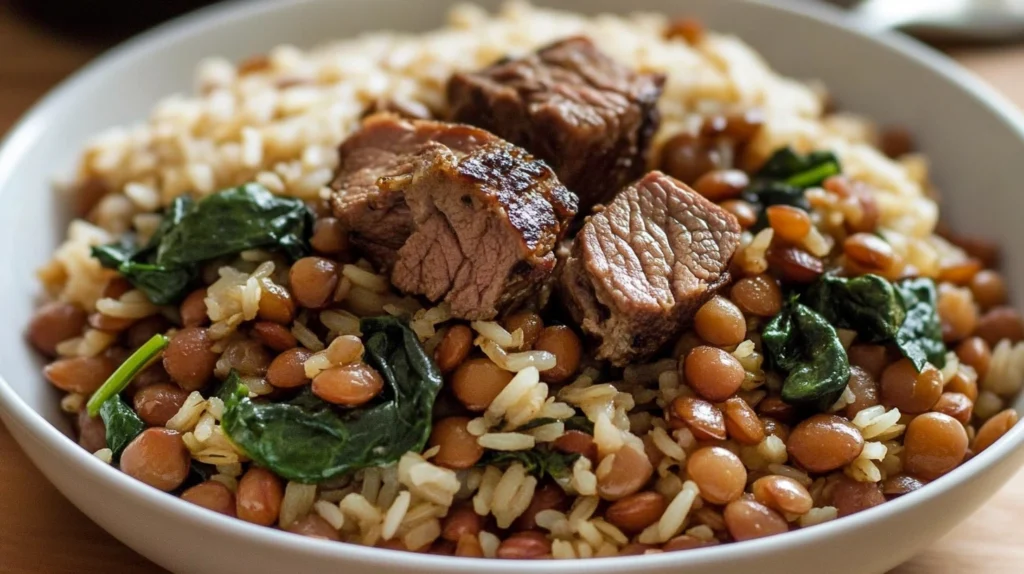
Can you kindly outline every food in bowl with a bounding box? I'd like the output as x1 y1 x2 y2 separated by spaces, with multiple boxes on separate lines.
26 1 1022 559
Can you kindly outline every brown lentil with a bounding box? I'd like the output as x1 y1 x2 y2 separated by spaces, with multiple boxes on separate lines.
974 306 1024 346
605 491 667 534
937 284 978 342
730 274 783 317
286 514 341 541
552 430 598 464
721 199 758 229
684 346 745 402
761 418 791 443
429 416 484 470
451 358 514 412
938 259 982 286
289 257 338 309
787 414 864 473
252 321 299 351
955 337 992 381
77 409 107 453
844 233 897 271
181 481 237 517
596 445 654 501
514 483 568 531
88 311 135 333
503 311 544 351
693 169 749 202
126 315 170 349
973 409 1018 453
455 534 485 558
434 325 473 374
932 392 973 425
119 428 190 492
163 327 218 391
751 475 813 515
44 356 116 394
257 281 297 324
844 366 880 418
220 339 272 377
881 474 926 498
133 383 190 427
723 499 788 541
847 344 890 380
765 243 824 283
312 363 385 406
944 369 979 403
766 205 812 244
832 476 885 517
723 397 765 446
659 133 723 184
671 396 727 441
179 288 209 327
693 297 746 346
310 217 349 255
266 347 314 389
757 397 798 425
495 531 551 559
533 325 582 384
662 535 719 552
237 467 284 526
686 446 747 504
970 270 1008 310
903 412 969 480
442 505 484 542
881 359 943 414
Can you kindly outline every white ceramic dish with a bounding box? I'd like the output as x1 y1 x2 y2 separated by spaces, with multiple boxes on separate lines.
2 1 1024 573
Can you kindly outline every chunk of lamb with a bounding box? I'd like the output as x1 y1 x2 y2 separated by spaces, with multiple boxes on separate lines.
560 171 741 366
329 113 500 270
391 141 577 320
448 36 665 216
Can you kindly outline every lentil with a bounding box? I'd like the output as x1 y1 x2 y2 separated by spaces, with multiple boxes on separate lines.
686 446 746 504
903 412 969 480
120 428 190 491
787 414 864 473
533 326 582 383
684 346 745 402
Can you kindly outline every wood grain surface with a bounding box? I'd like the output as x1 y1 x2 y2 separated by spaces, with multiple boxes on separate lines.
2 2 1023 572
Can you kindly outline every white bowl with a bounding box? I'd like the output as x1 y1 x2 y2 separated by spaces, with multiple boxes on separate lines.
2 0 1024 572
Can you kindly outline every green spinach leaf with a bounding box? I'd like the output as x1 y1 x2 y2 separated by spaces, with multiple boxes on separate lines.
894 278 947 371
220 316 443 483
804 274 905 343
99 395 145 458
741 147 841 231
763 302 851 411
479 447 580 482
802 274 945 371
91 183 312 305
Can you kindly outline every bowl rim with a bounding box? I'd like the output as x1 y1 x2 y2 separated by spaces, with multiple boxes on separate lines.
2 0 1024 571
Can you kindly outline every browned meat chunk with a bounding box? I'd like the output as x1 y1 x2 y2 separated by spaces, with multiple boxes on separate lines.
330 113 577 320
392 140 576 320
330 114 501 269
448 36 665 216
560 171 741 365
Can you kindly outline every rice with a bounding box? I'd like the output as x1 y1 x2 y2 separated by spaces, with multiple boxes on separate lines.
381 491 412 540
280 482 318 528
477 432 536 451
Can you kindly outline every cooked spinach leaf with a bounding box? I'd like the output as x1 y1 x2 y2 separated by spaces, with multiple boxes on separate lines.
802 274 945 371
741 147 841 231
156 183 311 264
91 183 312 305
480 446 580 482
763 302 851 411
804 274 905 343
894 278 947 371
220 316 442 483
99 395 145 458
756 147 843 187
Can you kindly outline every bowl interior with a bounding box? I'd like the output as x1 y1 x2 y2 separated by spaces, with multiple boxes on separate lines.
1 0 1024 571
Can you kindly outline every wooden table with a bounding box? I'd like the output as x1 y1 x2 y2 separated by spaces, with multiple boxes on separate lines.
3 3 1024 572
